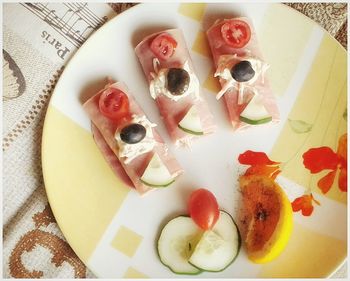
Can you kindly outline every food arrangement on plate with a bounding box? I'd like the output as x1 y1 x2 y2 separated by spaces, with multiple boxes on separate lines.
158 188 240 274
80 15 347 275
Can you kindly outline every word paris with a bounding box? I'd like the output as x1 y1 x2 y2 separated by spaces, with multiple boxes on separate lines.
41 30 70 60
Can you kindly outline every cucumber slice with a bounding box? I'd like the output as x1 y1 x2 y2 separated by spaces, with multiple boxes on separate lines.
140 153 174 187
178 105 204 135
239 94 272 125
188 210 241 272
157 216 203 275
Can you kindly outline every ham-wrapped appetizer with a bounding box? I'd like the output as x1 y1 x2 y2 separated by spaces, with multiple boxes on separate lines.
206 17 279 130
135 29 215 146
83 81 183 195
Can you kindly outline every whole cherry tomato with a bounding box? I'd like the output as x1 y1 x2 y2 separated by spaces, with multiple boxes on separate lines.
188 188 220 230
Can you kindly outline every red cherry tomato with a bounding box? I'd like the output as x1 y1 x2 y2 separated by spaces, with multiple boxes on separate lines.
188 188 220 230
221 19 251 48
98 88 130 121
150 33 177 61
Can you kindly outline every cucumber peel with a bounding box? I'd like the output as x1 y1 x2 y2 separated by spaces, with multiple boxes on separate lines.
239 115 272 125
140 153 175 188
157 216 202 275
178 105 204 135
189 210 241 272
178 125 204 136
239 94 272 125
140 179 175 188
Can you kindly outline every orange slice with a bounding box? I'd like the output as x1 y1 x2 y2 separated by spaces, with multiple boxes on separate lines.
239 175 293 263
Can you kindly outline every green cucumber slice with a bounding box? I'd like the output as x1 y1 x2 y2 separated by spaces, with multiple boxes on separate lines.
178 105 204 135
140 153 174 188
188 210 241 272
239 94 272 125
157 216 203 275
240 115 272 125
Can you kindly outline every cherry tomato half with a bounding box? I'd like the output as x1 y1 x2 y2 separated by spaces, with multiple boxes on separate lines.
188 188 220 230
98 88 130 121
150 33 177 61
221 19 251 48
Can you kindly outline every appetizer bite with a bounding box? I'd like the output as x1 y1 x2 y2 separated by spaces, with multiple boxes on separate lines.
135 29 215 146
206 17 279 130
157 188 240 274
83 81 183 195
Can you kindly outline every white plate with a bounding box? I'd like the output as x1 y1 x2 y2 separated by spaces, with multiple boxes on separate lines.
42 3 347 278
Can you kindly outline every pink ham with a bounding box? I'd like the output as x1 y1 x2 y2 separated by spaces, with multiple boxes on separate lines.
83 81 183 195
91 123 134 188
135 29 215 146
206 18 279 130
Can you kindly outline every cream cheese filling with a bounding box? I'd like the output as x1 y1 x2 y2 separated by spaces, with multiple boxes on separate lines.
214 54 269 103
149 58 200 101
115 115 157 164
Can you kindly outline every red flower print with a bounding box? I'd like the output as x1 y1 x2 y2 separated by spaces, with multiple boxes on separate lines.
338 168 347 192
302 134 347 193
238 150 281 179
303 147 339 173
337 134 347 163
238 150 279 166
244 164 281 179
317 170 337 194
291 193 320 216
337 134 347 192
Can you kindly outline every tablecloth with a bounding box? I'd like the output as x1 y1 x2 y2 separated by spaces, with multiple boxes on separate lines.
2 2 347 278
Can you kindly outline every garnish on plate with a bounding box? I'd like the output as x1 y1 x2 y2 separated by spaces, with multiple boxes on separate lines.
157 188 240 274
238 150 293 263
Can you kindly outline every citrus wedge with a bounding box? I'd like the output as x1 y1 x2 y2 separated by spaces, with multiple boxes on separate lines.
239 175 293 263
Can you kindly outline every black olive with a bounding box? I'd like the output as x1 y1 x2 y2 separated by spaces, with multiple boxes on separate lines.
120 123 146 144
166 68 190 96
230 60 255 82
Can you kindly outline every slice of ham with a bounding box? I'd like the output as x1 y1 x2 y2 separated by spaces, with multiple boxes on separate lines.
91 123 134 188
135 29 215 146
206 18 279 130
83 81 183 195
